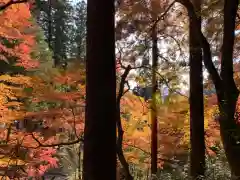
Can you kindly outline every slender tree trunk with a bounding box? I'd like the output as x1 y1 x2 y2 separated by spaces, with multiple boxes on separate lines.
151 23 158 175
79 142 82 180
47 0 52 49
83 0 116 179
116 66 133 180
189 0 205 178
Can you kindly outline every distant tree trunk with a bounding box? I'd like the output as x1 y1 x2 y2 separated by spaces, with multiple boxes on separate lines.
83 0 116 179
79 142 82 180
189 0 205 178
47 0 52 49
151 23 158 175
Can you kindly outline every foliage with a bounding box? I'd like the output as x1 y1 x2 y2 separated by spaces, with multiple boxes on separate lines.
0 2 84 178
0 0 39 69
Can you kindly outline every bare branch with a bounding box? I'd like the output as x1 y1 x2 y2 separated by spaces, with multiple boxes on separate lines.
0 0 28 11
149 1 176 31
31 133 83 148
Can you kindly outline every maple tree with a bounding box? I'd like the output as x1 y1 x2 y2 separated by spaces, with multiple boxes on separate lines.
0 0 38 69
0 1 83 178
0 1 57 177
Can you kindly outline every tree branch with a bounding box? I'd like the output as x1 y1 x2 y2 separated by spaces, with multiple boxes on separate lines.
116 65 133 180
31 133 83 148
0 0 28 11
149 1 176 31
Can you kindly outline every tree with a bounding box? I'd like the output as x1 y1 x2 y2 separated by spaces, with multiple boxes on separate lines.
73 1 87 59
189 0 205 178
83 0 116 180
0 2 39 72
32 0 74 66
52 0 73 66
150 21 158 175
176 0 240 177
0 2 61 178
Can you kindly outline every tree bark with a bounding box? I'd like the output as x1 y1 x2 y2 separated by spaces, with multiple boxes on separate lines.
151 23 158 175
189 0 205 178
83 0 116 179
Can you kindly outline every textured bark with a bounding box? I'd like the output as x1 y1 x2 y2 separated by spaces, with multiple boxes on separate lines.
189 0 205 178
83 0 116 179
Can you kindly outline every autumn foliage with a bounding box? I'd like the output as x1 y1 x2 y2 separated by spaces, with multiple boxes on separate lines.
0 0 39 69
0 1 85 178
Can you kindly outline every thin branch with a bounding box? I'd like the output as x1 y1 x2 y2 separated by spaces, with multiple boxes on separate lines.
123 81 131 95
0 0 28 11
69 104 81 139
116 65 133 180
149 1 176 31
31 133 83 148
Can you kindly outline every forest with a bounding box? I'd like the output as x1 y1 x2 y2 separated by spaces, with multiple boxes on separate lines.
0 0 239 179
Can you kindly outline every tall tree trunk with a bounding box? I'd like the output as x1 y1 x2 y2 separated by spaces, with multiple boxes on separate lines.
151 23 158 175
83 0 116 179
176 0 240 178
189 0 205 178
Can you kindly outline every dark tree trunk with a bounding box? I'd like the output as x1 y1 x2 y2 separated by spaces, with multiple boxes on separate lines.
151 23 158 175
189 0 205 178
218 1 240 178
176 0 240 178
83 0 116 179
